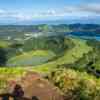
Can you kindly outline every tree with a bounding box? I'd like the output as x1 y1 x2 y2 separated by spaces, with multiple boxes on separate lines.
0 47 7 66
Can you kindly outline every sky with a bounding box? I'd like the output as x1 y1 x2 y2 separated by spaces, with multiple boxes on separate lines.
0 0 100 24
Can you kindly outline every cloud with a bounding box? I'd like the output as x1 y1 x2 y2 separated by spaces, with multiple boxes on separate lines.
79 3 100 14
0 3 100 22
0 9 5 13
37 3 100 19
64 3 100 14
0 10 33 21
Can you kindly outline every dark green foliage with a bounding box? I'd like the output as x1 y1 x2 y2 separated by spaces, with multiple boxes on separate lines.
6 43 23 59
32 96 39 100
23 36 67 56
0 47 7 66
47 68 100 100
9 43 23 49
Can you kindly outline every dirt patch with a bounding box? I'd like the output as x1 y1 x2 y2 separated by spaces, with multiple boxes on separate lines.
8 71 64 100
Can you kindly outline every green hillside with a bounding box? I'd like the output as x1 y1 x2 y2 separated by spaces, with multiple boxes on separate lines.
0 36 100 100
33 37 92 72
7 50 56 66
0 36 93 73
0 40 9 48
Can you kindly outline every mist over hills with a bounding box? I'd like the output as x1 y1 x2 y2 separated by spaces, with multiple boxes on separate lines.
0 17 100 25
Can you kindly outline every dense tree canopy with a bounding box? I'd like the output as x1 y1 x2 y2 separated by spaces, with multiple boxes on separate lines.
0 47 7 66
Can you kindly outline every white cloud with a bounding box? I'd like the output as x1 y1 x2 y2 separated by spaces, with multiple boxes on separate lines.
0 3 100 22
36 3 100 19
0 9 5 13
64 3 100 14
0 10 33 21
80 3 100 13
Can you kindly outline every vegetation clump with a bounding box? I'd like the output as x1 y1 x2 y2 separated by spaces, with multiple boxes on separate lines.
47 68 100 100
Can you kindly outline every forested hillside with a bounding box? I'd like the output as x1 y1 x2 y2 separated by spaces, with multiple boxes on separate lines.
0 24 100 100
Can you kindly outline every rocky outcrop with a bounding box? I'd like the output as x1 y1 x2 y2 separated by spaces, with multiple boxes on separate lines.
0 71 64 100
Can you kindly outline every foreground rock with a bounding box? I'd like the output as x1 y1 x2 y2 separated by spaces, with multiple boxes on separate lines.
6 71 64 100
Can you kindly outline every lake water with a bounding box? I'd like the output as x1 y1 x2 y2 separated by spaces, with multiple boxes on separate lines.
7 56 51 67
66 32 100 41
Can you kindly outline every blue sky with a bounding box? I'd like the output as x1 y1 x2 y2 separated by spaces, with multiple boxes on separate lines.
0 0 100 24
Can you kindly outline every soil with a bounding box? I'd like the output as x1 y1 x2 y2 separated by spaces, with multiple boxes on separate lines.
8 71 64 100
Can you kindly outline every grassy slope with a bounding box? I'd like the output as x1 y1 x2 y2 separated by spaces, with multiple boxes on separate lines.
32 37 92 72
0 37 95 92
7 50 56 66
8 50 55 63
0 37 93 76
0 40 9 48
